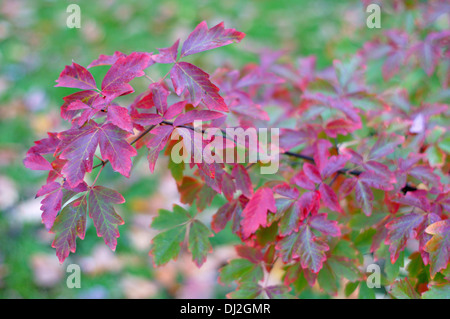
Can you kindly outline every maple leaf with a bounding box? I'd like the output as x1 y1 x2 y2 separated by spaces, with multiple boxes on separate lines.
88 186 125 250
148 83 170 114
392 191 431 213
301 151 349 213
101 52 151 99
55 62 97 91
386 212 425 263
219 258 263 285
51 196 87 263
36 182 63 231
390 278 420 299
309 213 341 237
424 220 450 278
107 104 133 133
273 182 299 199
24 132 60 171
153 39 179 63
232 164 253 198
277 224 329 273
235 68 285 88
151 226 186 266
146 125 174 172
57 122 100 186
319 183 342 213
421 284 450 299
408 31 450 76
324 118 356 137
170 62 228 111
173 110 225 127
432 192 450 215
98 123 138 177
196 184 217 212
60 90 100 121
408 165 441 191
163 101 188 120
240 187 276 239
188 220 213 267
180 21 245 58
211 199 242 233
340 171 395 216
221 172 237 201
381 30 409 80
278 200 302 236
227 282 262 299
368 133 405 160
57 121 137 187
88 51 126 68
66 99 101 127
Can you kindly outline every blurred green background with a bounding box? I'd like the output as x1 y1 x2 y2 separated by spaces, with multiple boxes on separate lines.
0 0 432 298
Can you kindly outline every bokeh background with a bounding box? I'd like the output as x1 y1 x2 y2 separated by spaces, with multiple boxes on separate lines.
0 0 443 298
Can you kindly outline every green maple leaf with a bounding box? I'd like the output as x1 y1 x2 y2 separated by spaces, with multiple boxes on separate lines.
390 278 420 299
150 204 212 267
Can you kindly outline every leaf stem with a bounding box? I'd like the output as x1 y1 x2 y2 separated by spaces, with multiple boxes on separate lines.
91 162 105 187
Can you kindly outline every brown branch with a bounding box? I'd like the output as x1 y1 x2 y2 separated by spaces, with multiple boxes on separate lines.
159 121 417 192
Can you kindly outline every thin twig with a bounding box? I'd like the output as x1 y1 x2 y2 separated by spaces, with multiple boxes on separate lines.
92 124 157 170
159 121 417 192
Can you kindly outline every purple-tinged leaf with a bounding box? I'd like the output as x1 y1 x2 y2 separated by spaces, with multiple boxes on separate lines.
279 201 302 236
221 172 236 201
163 101 187 120
51 196 87 263
355 179 373 216
309 213 341 237
170 62 228 112
232 164 253 198
98 123 137 178
358 171 394 191
55 62 97 91
319 183 342 213
241 187 276 239
369 134 405 160
321 154 350 179
273 183 299 199
58 122 100 187
149 83 170 114
174 110 225 127
303 162 322 184
36 182 63 230
146 125 174 172
386 212 424 263
180 21 245 58
101 52 151 99
24 133 60 171
409 165 441 190
291 171 316 191
107 104 133 133
277 224 329 273
88 51 126 68
212 200 240 233
392 192 431 212
153 39 179 63
60 90 99 121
